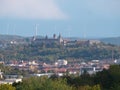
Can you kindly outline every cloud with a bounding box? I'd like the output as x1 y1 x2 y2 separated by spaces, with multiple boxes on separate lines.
0 0 67 19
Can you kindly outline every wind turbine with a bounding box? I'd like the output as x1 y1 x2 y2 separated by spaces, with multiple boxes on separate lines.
13 24 16 35
7 24 10 35
33 24 39 40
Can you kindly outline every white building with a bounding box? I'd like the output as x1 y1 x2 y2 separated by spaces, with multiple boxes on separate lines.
80 66 102 75
55 59 68 66
0 78 22 84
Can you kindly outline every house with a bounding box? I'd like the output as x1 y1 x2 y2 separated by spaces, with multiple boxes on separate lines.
80 66 102 75
0 78 22 84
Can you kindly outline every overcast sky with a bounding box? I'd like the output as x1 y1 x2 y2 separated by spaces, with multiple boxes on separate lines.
0 0 120 38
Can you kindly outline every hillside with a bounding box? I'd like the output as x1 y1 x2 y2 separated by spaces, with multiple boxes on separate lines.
0 35 44 41
0 34 24 40
100 37 120 46
0 34 120 45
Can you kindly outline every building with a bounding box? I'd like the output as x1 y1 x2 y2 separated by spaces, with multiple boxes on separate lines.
0 78 22 84
32 34 64 45
55 59 68 66
80 66 102 75
0 70 3 79
89 40 101 45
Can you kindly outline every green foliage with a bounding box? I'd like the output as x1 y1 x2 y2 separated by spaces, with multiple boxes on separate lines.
62 74 94 88
94 65 120 90
0 64 13 75
13 76 102 90
0 84 16 90
0 42 120 62
14 76 73 90
94 69 113 89
77 85 101 90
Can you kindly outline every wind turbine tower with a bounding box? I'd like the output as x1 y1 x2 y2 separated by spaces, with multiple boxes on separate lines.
34 24 39 40
7 24 10 35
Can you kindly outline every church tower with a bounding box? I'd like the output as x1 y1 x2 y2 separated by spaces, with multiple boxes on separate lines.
58 33 63 44
53 34 57 39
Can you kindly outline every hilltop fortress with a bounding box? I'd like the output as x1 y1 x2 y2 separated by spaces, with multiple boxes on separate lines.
32 34 101 46
32 34 65 45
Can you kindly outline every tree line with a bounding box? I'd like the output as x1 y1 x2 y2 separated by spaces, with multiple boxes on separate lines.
0 42 120 62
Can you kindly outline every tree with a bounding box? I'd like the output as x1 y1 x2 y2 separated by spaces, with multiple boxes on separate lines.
0 84 16 90
77 85 101 90
94 69 113 89
94 65 120 90
14 76 73 90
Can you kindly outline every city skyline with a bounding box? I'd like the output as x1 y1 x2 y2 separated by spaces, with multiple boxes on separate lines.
0 0 120 38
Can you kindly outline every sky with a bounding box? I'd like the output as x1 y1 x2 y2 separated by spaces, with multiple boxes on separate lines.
0 0 120 38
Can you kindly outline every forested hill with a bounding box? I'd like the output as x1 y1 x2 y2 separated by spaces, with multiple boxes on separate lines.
0 35 24 40
0 40 120 62
65 37 120 46
100 37 120 46
0 35 120 62
0 34 44 43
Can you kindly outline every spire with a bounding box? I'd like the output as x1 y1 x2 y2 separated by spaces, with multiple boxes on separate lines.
53 34 56 39
58 33 61 39
45 35 48 39
58 33 63 44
